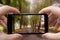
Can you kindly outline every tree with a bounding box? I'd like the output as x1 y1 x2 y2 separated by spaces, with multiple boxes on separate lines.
21 0 30 13
31 0 50 14
6 0 10 5
20 16 28 28
0 0 3 4
30 15 40 32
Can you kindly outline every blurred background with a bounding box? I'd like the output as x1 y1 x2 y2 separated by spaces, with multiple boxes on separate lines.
1 0 60 40
0 0 50 33
0 0 50 13
1 0 60 33
0 0 60 32
0 0 60 13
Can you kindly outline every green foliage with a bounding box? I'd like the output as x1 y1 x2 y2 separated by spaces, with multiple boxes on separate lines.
21 0 30 13
13 15 20 23
10 0 19 9
1 0 50 26
21 16 28 26
10 0 16 7
1 0 50 13
13 15 28 26
32 0 50 14
30 15 40 26
1 0 6 4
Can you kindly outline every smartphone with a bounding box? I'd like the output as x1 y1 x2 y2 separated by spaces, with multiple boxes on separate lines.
7 14 48 34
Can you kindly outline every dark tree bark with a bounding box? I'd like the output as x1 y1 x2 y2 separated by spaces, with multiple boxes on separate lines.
6 0 10 5
38 21 41 32
20 16 23 29
18 0 21 12
0 0 3 4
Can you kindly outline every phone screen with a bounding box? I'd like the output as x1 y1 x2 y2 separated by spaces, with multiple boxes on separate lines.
7 14 48 34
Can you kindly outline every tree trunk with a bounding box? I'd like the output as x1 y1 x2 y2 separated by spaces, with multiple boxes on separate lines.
20 16 23 29
0 0 3 4
38 21 41 33
6 0 10 5
18 0 21 12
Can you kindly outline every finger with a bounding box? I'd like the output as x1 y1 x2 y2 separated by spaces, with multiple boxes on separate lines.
39 6 51 14
48 13 57 26
54 18 60 30
0 6 20 15
49 20 57 27
0 33 23 40
0 15 7 27
42 33 60 40
8 6 20 14
42 33 56 40
8 34 22 40
2 16 7 25
0 20 7 29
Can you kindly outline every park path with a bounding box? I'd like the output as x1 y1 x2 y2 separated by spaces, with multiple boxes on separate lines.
21 34 48 40
18 28 48 40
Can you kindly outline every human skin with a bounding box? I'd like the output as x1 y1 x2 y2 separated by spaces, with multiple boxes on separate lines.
0 4 20 28
0 4 22 40
39 6 60 40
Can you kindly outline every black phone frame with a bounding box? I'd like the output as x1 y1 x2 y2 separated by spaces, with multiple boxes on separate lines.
7 14 48 34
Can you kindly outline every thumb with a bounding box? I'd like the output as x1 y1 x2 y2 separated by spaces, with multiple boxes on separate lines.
0 6 20 15
8 34 23 40
39 6 52 14
42 33 60 40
